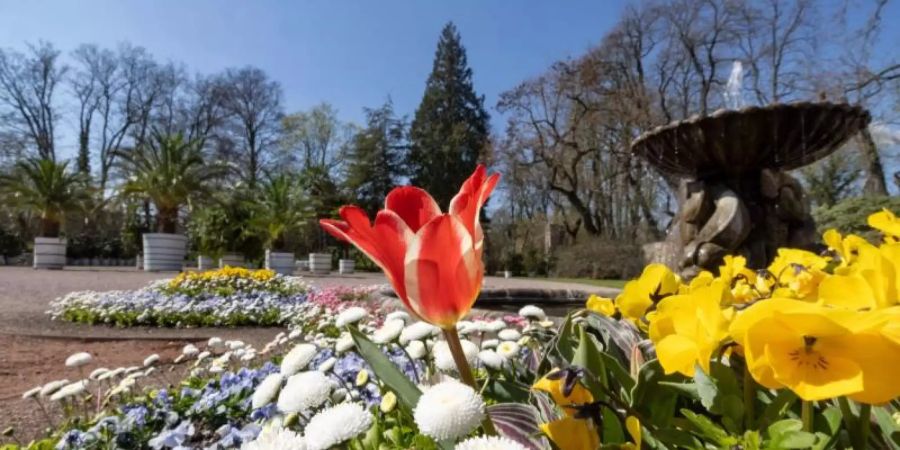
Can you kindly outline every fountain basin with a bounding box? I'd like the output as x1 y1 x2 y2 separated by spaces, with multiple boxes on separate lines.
632 102 870 178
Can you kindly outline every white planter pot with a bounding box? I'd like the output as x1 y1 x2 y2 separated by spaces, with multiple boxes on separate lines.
198 255 216 271
265 250 295 275
219 253 246 268
309 253 331 274
142 233 186 272
34 237 66 270
339 259 355 275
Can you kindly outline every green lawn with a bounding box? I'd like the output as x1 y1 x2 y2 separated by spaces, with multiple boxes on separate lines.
544 277 627 289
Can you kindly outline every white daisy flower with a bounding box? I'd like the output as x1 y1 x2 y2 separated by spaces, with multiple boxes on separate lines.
486 320 507 332
399 322 439 344
371 319 405 344
336 307 367 327
317 357 337 373
433 339 478 372
50 380 88 401
496 341 520 359
277 371 332 413
143 354 160 367
207 337 225 352
335 334 355 354
39 379 69 397
414 380 485 441
498 329 521 341
478 350 505 370
455 435 528 450
481 339 499 349
280 343 317 376
288 329 302 340
22 386 41 399
240 425 306 450
518 305 546 320
405 340 427 360
385 311 410 323
65 352 92 368
226 340 245 350
196 351 211 362
456 320 475 335
252 373 284 409
88 368 109 380
304 402 373 450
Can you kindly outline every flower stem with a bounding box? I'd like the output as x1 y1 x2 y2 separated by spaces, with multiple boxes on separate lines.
838 397 862 450
743 362 755 431
443 328 497 436
801 400 813 432
858 403 871 450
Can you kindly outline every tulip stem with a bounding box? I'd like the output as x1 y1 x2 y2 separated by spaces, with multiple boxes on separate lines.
443 328 497 436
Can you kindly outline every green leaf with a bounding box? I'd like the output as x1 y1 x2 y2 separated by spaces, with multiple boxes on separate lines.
483 379 530 403
348 327 421 412
680 409 736 446
631 360 679 429
693 362 744 433
758 390 797 429
572 326 625 443
871 407 900 450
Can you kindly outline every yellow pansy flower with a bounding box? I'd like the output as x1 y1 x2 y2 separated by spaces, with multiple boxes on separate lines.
586 294 616 317
650 281 732 376
767 248 828 300
615 264 681 321
539 416 600 450
532 369 594 416
733 301 900 403
868 208 900 243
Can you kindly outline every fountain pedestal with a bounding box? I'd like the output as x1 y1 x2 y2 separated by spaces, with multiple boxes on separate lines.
632 102 870 276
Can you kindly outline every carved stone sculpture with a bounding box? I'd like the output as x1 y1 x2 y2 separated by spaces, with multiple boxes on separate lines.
632 102 870 276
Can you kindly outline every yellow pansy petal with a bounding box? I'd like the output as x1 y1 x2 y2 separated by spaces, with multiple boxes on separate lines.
540 417 600 450
586 295 616 317
625 416 642 449
656 334 699 377
765 341 863 401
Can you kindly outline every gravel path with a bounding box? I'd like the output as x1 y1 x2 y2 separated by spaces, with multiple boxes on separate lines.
0 266 616 339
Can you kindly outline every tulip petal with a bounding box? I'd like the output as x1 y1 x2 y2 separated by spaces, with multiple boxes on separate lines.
385 186 442 232
320 206 413 304
449 165 500 247
404 214 482 328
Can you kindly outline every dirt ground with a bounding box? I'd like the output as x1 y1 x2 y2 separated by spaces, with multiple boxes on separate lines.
0 334 200 444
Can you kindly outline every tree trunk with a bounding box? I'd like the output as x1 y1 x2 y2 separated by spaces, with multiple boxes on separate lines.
157 206 179 234
858 128 888 196
40 217 61 238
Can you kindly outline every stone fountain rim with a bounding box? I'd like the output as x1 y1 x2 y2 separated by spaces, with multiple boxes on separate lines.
631 101 870 156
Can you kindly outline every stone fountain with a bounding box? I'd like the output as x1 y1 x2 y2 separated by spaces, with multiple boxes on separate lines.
633 67 870 276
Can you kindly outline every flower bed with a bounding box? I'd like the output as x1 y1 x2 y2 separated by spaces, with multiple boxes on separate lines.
15 165 900 450
47 267 377 328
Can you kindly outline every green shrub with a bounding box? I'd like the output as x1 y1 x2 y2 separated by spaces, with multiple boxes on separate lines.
812 196 900 243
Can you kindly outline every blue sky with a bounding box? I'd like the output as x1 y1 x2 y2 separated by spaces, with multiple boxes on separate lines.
0 0 626 144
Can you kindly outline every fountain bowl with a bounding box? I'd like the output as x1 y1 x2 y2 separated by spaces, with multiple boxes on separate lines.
632 102 870 178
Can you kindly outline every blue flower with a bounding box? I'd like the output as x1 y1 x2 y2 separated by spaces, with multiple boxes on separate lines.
148 420 195 449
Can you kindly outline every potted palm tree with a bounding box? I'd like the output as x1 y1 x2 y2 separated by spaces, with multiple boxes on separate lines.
118 133 221 272
0 158 87 269
252 174 313 275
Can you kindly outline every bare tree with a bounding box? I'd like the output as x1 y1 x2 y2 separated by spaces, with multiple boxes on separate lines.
280 102 356 172
0 42 67 161
218 66 283 188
